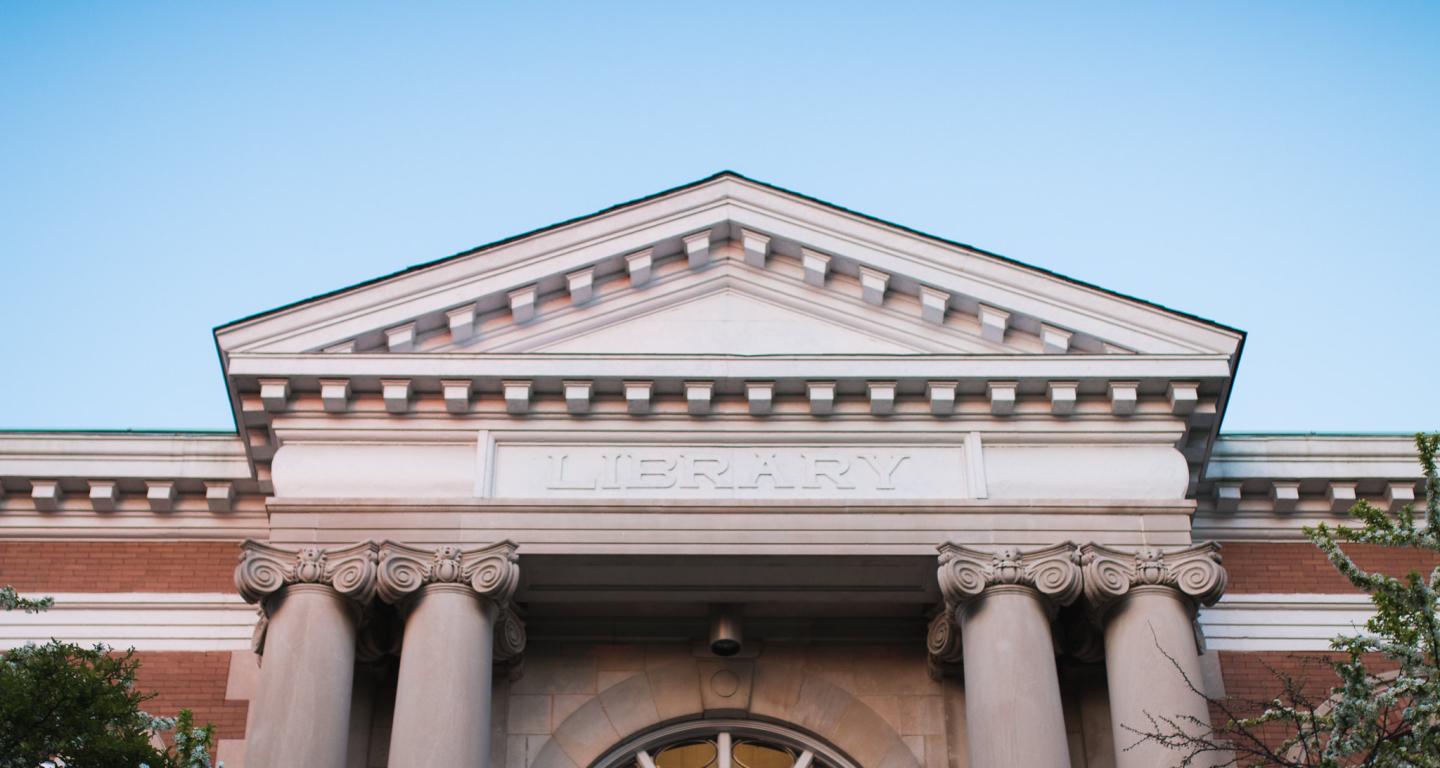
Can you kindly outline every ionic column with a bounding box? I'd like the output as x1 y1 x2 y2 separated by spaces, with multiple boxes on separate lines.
937 542 1082 768
235 541 379 768
1079 543 1228 768
378 541 520 768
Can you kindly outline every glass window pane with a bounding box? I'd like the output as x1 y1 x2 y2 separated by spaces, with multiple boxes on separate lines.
732 741 796 768
654 740 719 768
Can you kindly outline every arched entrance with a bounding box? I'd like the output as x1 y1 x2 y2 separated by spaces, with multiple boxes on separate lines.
592 718 858 768
527 658 923 768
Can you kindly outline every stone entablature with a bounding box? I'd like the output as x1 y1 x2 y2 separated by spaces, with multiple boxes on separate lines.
0 433 1424 551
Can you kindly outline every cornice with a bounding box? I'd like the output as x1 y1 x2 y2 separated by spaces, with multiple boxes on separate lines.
216 176 1240 358
268 498 1197 514
0 432 250 479
1196 434 1425 526
1206 434 1422 480
226 352 1235 380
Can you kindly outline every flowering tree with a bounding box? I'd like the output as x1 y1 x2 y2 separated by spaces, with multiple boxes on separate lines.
1135 433 1440 767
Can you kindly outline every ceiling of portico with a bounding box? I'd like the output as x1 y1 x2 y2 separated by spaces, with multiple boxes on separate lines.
213 172 1243 362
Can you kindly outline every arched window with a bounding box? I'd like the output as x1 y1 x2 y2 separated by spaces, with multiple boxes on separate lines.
592 719 859 768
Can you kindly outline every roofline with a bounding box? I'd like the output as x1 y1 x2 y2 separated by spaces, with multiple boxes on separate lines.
1218 432 1427 438
0 429 239 437
212 170 1246 339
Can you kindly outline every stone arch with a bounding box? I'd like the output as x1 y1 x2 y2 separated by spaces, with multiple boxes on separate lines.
530 655 922 768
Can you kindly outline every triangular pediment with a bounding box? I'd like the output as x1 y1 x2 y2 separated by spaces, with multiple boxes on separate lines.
216 172 1242 361
526 288 924 355
423 261 1023 356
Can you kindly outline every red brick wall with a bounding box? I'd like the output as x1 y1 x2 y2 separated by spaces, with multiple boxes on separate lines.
132 651 249 741
1211 651 1404 753
0 541 242 593
1222 542 1440 593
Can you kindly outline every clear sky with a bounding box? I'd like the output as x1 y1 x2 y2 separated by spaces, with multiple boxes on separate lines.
1 2 1435 433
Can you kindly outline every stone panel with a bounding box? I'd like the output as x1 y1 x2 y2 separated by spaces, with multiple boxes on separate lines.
598 671 661 738
898 695 944 736
532 737 581 768
511 651 598 695
550 696 621 768
750 648 806 717
645 660 702 721
698 659 753 714
788 676 854 737
834 697 909 768
509 695 551 735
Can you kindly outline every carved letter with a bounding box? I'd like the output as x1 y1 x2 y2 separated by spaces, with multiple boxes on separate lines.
680 454 732 489
631 456 678 489
858 454 910 490
738 453 793 489
599 453 622 490
546 454 595 490
803 454 854 490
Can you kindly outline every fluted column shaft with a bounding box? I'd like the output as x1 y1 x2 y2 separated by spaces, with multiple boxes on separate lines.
938 542 1082 768
1081 543 1228 768
378 541 520 768
235 541 378 768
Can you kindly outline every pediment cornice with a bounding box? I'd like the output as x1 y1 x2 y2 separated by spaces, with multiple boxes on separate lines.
215 174 1242 360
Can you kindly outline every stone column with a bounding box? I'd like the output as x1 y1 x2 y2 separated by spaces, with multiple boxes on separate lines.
377 541 521 768
235 541 379 768
1079 543 1228 768
937 542 1082 768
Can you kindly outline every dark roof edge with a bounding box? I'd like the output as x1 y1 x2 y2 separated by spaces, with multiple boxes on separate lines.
214 170 1246 339
0 429 239 437
214 171 740 332
1217 432 1426 438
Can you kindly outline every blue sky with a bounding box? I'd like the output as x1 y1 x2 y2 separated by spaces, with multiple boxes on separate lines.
1 2 1435 432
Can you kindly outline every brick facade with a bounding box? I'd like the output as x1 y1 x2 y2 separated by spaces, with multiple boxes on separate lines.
0 540 242 593
133 651 249 742
1222 542 1440 593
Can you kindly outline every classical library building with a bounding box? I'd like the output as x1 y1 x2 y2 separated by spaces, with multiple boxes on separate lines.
0 173 1430 768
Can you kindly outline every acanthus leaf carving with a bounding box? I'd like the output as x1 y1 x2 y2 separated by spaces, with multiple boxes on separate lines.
1078 542 1227 615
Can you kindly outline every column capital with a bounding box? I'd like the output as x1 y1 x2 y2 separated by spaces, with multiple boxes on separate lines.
234 540 379 606
376 540 520 605
925 606 964 679
494 605 528 663
1078 542 1227 615
936 541 1083 607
